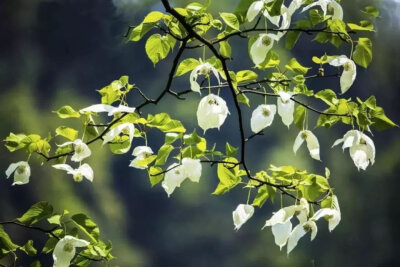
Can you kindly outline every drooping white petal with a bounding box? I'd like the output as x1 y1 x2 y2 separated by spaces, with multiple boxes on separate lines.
271 220 292 249
262 9 281 27
293 131 306 154
196 94 230 133
301 1 323 15
108 105 136 116
190 62 220 94
305 131 321 161
6 161 31 186
362 133 376 165
246 1 264 22
277 91 295 128
329 55 356 94
53 235 89 267
102 123 135 153
71 139 91 162
232 204 254 231
287 220 318 254
349 145 370 171
263 206 297 228
52 164 74 173
132 146 154 157
313 208 340 232
250 33 277 66
250 104 277 133
181 158 202 183
329 0 343 20
78 164 94 182
288 0 304 16
161 164 187 197
79 104 114 114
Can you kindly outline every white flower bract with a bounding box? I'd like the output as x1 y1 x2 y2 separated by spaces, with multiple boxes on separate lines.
5 161 31 186
129 146 154 169
102 122 135 153
302 0 343 20
250 33 279 66
277 91 295 128
293 130 321 161
59 139 91 162
329 55 357 94
332 130 375 170
52 163 94 183
79 104 135 116
53 235 89 267
232 204 254 231
197 94 230 133
190 60 220 93
250 104 277 133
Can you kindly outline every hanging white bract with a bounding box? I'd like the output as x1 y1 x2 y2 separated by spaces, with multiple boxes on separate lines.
277 91 295 128
232 204 255 231
52 235 89 267
190 60 220 93
329 55 357 94
197 94 230 133
129 146 154 169
293 130 321 161
302 0 343 20
59 139 91 162
5 161 31 185
250 104 277 133
52 163 94 183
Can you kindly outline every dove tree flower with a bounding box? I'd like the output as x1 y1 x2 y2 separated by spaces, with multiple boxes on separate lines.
262 198 309 249
197 94 230 132
312 195 341 232
52 163 94 183
287 195 341 254
287 219 318 254
79 104 136 116
5 161 31 186
52 235 89 267
250 104 277 133
190 60 220 93
293 130 321 161
232 204 255 231
102 122 135 153
246 0 281 26
329 55 357 94
277 91 295 128
162 158 202 197
250 33 280 66
302 0 343 20
59 139 91 162
332 130 375 170
129 146 154 169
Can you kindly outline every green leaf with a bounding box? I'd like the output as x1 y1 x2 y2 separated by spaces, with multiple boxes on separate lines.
212 157 242 195
18 202 53 226
314 89 338 106
362 6 379 18
175 58 200 76
234 0 254 24
286 31 302 50
71 214 100 243
54 105 80 119
252 185 276 207
266 0 284 16
129 11 165 41
370 106 398 130
165 133 181 145
97 80 124 105
0 225 19 256
258 50 280 69
225 142 238 157
312 54 337 65
294 105 306 130
20 240 37 256
42 237 58 254
285 58 311 75
145 34 171 65
220 12 240 30
146 113 186 133
183 130 207 151
55 126 78 141
347 20 374 32
4 133 27 152
148 166 164 186
353 37 373 68
236 70 258 83
219 40 232 58
155 144 174 165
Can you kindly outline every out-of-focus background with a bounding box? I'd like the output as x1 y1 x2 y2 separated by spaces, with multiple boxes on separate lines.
0 0 399 266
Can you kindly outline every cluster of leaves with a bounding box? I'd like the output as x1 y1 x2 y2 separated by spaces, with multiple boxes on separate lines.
0 202 112 266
